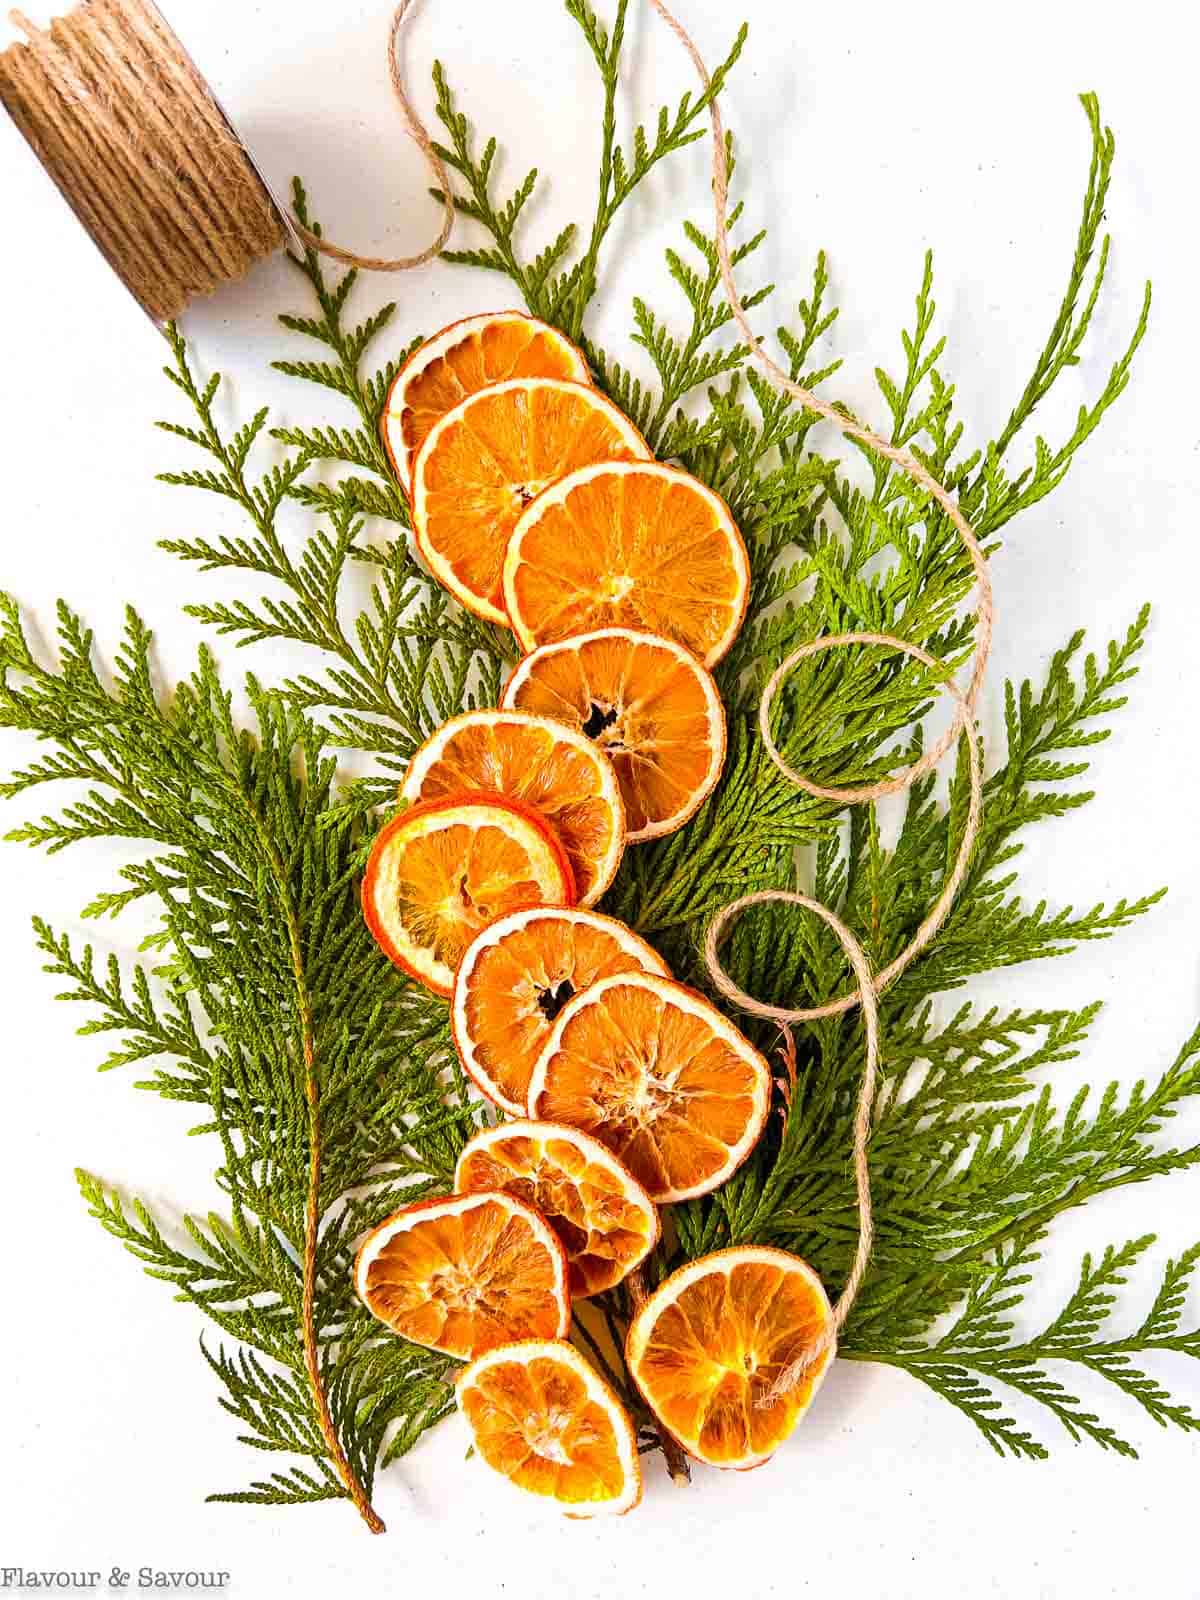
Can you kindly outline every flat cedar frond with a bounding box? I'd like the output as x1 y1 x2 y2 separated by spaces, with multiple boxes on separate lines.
0 601 471 1525
2 2 1195 1524
849 1232 1200 1459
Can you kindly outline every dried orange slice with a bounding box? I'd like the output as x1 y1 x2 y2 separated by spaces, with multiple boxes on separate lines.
401 710 625 907
411 378 650 624
382 311 591 492
354 1192 570 1360
458 1339 642 1516
503 461 751 667
451 906 669 1115
528 972 771 1203
362 793 575 996
455 1119 659 1297
625 1246 835 1470
502 627 727 841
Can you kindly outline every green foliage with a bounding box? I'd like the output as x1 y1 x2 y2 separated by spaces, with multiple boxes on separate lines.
2 0 1195 1523
669 614 1200 1449
429 0 746 340
0 600 472 1519
858 1232 1200 1459
158 186 510 805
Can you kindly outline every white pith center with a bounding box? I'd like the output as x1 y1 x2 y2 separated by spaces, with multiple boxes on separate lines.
621 1059 678 1124
436 1266 482 1309
600 574 635 603
442 875 489 927
524 1405 573 1464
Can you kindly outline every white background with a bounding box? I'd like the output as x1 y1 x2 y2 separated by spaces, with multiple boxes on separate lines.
2 0 1198 1594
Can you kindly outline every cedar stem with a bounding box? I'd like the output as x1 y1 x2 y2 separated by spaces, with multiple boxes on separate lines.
254 797 385 1535
301 1076 385 1534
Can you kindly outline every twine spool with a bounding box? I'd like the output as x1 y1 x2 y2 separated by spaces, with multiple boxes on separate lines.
0 0 450 322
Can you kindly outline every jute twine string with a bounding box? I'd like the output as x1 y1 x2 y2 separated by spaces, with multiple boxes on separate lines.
648 0 994 1402
712 635 984 1025
0 0 451 321
287 0 453 272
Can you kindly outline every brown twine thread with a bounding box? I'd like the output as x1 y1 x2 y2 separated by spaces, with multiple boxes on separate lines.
0 0 451 322
648 0 994 1403
715 635 985 1025
287 0 453 272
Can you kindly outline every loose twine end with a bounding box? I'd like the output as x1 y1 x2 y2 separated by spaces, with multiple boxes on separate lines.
287 0 454 272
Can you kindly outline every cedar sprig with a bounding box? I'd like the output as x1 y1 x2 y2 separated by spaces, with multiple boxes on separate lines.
0 601 473 1525
158 220 510 800
846 1233 1200 1459
427 0 746 338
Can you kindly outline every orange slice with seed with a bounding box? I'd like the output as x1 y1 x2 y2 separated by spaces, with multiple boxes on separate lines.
458 1339 642 1516
455 1119 660 1297
503 461 751 667
411 377 651 624
502 626 727 841
382 311 591 493
625 1246 835 1470
354 1191 571 1360
451 905 669 1116
362 792 575 996
528 971 771 1203
401 710 625 908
